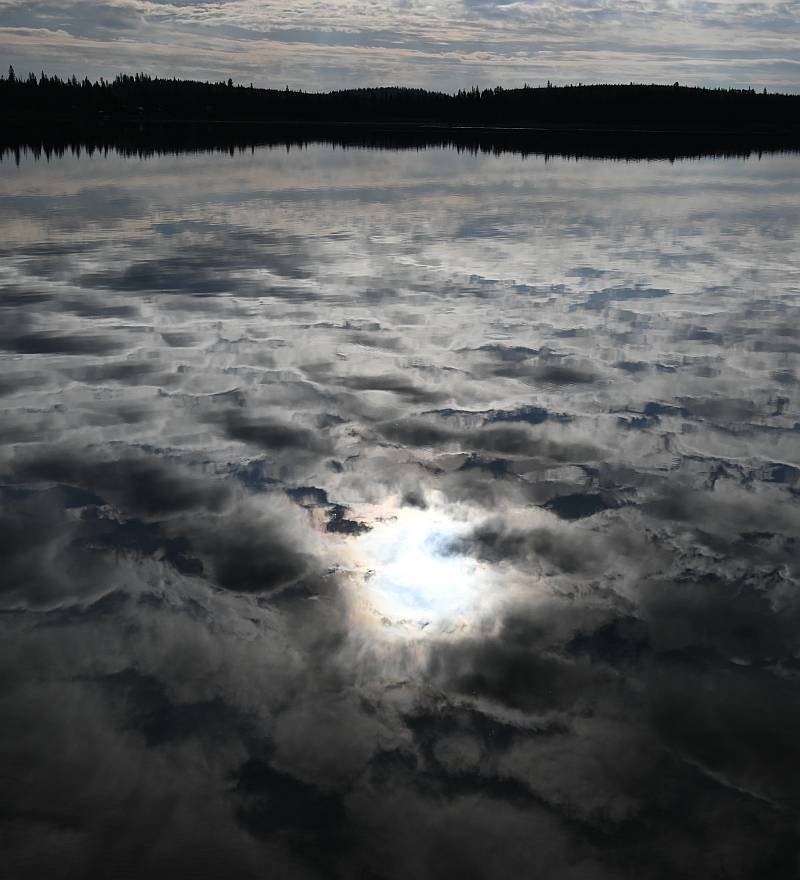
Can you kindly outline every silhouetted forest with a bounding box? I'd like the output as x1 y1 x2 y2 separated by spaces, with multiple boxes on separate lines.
3 68 799 131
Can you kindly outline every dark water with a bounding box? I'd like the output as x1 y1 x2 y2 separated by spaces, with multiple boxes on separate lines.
2 145 799 878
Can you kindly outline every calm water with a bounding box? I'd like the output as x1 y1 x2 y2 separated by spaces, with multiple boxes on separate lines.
2 145 799 878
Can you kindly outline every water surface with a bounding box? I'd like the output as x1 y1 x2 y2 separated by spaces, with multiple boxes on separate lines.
2 145 799 878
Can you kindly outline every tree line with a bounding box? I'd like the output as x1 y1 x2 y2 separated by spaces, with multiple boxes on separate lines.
2 68 799 130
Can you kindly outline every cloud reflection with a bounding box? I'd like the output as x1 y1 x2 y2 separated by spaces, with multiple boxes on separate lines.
1 145 799 878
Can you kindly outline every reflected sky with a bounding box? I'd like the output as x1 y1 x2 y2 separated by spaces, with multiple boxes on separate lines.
1 145 799 879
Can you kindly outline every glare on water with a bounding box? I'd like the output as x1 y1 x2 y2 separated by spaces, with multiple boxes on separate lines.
342 505 491 633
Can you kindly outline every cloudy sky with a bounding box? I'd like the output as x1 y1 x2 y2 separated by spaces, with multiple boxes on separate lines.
1 0 799 91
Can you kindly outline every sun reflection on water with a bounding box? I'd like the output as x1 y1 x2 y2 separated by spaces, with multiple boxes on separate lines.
345 505 490 634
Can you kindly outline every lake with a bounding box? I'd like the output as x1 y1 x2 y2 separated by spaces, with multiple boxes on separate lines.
2 142 799 878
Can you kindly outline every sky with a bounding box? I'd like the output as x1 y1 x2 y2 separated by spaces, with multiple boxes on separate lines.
1 0 799 92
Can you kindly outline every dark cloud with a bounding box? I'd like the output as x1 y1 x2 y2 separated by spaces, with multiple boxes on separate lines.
0 372 47 397
0 186 145 227
376 417 602 464
675 396 765 423
429 628 607 715
470 343 540 362
0 330 122 355
525 362 597 384
214 410 335 456
334 374 449 405
177 505 315 593
642 482 800 554
235 758 346 846
91 667 252 747
447 518 608 574
470 425 600 461
160 331 199 347
62 360 175 385
0 1 144 40
80 229 314 298
0 489 112 607
378 418 456 448
84 257 251 296
81 509 204 576
468 347 600 385
15 450 234 518
566 615 650 664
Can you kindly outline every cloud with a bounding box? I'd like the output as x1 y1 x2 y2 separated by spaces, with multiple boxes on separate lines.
0 329 122 355
79 228 314 298
213 410 336 457
15 450 235 519
334 373 450 405
1 0 798 89
445 517 609 573
176 500 317 593
0 489 113 606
